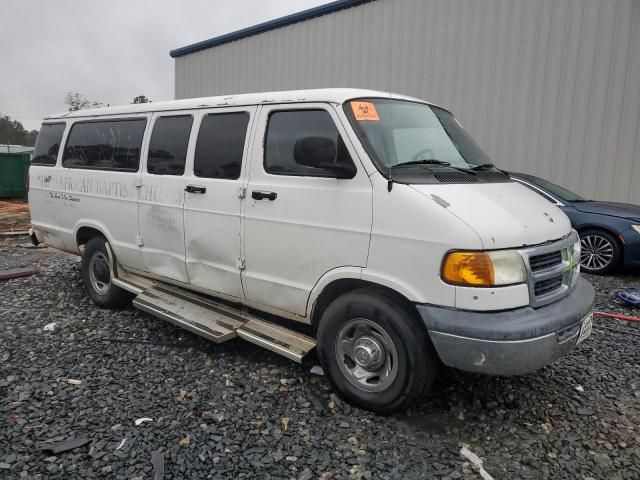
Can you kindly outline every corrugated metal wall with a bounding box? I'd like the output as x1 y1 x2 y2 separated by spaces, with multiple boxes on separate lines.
175 0 640 204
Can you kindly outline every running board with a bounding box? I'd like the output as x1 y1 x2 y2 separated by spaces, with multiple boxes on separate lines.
133 288 243 343
119 273 316 361
236 319 317 363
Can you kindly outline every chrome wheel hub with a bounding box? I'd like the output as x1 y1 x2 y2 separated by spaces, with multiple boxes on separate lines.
353 336 385 370
580 234 613 271
336 318 398 393
89 251 111 295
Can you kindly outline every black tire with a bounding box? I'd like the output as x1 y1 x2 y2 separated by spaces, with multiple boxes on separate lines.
81 236 133 308
579 229 621 274
317 288 437 414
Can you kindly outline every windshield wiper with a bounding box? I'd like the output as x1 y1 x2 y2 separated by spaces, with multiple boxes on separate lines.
391 159 478 175
471 163 495 171
391 159 451 168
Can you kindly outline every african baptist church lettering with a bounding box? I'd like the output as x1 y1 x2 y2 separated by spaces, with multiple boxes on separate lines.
35 174 130 198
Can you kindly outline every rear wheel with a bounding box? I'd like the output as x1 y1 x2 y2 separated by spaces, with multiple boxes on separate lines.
317 288 437 414
81 236 133 308
579 229 621 274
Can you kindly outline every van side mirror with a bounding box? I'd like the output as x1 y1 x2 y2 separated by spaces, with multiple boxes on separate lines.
293 136 356 179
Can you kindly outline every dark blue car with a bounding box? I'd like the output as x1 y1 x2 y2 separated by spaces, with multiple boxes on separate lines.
510 172 640 274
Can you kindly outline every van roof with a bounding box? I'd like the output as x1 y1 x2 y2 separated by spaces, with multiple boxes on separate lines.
44 88 447 120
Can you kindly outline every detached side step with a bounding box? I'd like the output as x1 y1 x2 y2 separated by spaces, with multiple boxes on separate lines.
237 319 316 363
133 288 244 343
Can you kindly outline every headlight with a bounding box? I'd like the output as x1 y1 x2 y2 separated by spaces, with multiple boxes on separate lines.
632 224 640 234
441 250 526 287
571 237 581 278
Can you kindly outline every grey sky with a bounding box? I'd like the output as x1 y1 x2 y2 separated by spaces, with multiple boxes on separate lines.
0 0 326 131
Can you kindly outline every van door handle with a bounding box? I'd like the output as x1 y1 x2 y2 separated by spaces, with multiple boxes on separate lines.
251 190 277 201
185 185 206 194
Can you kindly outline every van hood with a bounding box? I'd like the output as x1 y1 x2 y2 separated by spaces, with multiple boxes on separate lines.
410 182 571 249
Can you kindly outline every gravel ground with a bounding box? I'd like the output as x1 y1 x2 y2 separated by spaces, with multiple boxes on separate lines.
1 246 639 480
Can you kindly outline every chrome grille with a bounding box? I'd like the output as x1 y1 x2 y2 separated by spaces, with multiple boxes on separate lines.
534 275 563 297
519 231 580 307
529 251 562 272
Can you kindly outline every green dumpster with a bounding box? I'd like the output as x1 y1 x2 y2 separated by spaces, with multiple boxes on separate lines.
0 151 31 197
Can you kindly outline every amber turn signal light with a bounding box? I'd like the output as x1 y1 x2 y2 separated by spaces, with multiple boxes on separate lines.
442 251 495 286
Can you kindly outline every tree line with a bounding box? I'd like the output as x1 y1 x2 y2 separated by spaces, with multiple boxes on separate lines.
1 93 150 147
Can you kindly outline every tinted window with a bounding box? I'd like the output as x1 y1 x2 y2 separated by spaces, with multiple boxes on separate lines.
265 110 354 177
147 116 193 175
32 123 65 166
194 112 249 179
62 119 146 171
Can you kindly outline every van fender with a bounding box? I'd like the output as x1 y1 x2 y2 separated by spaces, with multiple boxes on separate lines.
306 267 430 317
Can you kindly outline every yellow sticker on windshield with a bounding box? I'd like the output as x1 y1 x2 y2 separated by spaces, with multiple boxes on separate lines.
351 101 380 121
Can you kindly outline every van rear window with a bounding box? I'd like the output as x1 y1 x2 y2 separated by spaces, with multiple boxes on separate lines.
32 123 65 166
62 118 147 171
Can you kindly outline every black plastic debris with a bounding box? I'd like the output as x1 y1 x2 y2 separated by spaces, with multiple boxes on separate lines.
37 437 90 454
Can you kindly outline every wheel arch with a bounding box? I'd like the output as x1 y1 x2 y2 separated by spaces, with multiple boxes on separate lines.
309 276 420 332
74 221 113 251
577 225 624 252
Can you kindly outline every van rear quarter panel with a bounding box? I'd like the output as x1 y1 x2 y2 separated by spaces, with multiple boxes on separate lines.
29 168 144 269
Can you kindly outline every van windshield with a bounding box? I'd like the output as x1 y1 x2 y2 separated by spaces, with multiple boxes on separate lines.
344 98 494 174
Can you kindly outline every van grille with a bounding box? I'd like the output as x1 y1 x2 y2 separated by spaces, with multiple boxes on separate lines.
519 232 579 308
529 251 563 272
534 275 564 297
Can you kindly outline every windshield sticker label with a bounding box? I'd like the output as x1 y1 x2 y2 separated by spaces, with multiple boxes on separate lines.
351 101 380 121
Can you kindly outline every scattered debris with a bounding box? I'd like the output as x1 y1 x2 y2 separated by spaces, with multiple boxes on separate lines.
0 267 40 282
43 322 57 332
614 288 640 308
179 435 191 447
575 385 585 393
37 436 90 454
281 417 290 432
66 379 82 385
460 445 495 480
101 464 112 475
151 449 164 480
134 417 153 426
310 365 324 376
115 438 127 450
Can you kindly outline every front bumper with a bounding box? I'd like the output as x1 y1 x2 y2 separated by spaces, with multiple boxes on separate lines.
417 277 595 375
621 227 640 267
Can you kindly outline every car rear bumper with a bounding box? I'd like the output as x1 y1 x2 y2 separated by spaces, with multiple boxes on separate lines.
417 277 595 376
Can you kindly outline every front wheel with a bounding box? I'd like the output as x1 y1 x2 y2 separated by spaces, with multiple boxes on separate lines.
317 288 437 414
579 229 621 274
81 236 134 308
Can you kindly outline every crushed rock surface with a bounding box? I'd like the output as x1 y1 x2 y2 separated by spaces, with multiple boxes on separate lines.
1 247 639 479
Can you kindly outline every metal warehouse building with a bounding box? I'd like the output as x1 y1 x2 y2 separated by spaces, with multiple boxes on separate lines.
171 0 640 204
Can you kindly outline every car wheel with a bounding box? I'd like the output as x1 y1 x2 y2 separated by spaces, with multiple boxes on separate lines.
81 236 134 308
579 229 621 274
317 288 437 414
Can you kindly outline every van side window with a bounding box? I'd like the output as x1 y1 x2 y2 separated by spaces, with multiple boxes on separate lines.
62 119 146 171
147 116 193 175
32 123 65 166
194 112 249 179
264 110 354 177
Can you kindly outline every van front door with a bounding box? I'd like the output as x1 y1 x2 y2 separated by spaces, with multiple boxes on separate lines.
242 105 372 317
183 107 256 300
138 112 194 283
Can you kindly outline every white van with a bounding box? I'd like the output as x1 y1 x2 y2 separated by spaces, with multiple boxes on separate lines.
29 89 594 413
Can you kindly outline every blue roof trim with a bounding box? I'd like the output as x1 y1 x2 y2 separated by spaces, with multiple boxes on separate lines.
170 0 374 58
